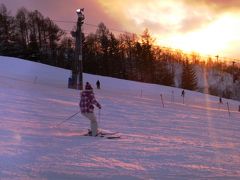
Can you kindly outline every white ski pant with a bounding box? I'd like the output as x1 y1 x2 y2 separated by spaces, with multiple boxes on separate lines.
82 112 98 136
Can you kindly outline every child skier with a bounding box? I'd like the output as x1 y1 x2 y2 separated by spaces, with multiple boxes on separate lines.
79 82 101 136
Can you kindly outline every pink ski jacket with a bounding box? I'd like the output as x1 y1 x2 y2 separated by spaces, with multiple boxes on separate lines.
79 90 101 113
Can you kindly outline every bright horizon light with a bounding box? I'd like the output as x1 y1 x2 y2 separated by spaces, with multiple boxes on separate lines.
154 14 240 56
97 0 240 60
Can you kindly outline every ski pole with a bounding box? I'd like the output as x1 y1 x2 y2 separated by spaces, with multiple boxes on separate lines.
56 111 80 127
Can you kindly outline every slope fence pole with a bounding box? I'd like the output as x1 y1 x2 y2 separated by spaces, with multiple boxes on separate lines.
160 94 164 108
226 102 230 118
171 90 174 103
98 109 101 130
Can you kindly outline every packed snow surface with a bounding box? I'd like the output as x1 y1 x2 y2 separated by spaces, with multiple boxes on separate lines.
0 56 239 180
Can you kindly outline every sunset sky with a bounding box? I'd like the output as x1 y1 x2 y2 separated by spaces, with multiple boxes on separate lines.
1 0 240 60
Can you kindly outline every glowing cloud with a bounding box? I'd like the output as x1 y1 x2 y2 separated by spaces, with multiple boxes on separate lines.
97 0 240 58
161 13 240 55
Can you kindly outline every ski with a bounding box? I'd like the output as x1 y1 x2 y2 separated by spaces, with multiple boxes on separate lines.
82 130 121 139
105 136 121 139
98 132 121 139
84 133 121 139
99 131 119 136
98 134 121 139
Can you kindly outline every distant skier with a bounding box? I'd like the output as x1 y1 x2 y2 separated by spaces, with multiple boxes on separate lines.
219 97 223 104
181 90 185 97
79 82 101 136
96 80 100 89
181 89 185 104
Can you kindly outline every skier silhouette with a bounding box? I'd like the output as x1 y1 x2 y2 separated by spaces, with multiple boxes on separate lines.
219 97 223 104
96 80 100 89
181 90 185 97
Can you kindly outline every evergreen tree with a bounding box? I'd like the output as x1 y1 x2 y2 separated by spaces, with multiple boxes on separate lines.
96 22 111 75
0 4 15 55
152 49 175 87
139 28 154 82
118 33 138 80
181 60 198 90
15 7 29 57
57 36 74 69
27 33 39 60
83 33 99 74
108 33 121 77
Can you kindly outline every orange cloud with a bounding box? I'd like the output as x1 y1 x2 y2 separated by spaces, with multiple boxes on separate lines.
97 0 215 34
97 0 240 58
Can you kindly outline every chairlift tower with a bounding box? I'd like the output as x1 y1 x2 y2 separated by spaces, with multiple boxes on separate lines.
69 8 84 90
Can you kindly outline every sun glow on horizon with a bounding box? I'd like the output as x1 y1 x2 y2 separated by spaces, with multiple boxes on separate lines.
154 14 240 56
98 0 240 59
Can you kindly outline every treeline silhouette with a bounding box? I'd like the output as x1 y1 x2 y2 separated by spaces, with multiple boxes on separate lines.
0 4 239 99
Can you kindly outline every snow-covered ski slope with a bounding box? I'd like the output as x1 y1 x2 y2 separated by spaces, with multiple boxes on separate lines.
0 56 239 180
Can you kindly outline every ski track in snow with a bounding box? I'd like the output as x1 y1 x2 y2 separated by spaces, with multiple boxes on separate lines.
0 56 240 180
